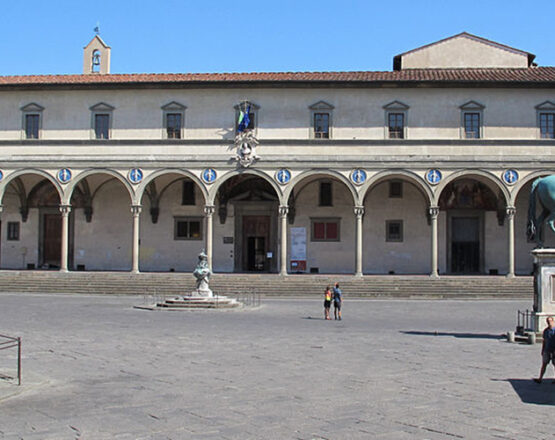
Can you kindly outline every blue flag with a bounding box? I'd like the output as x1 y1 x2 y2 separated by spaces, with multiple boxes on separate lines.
237 105 251 132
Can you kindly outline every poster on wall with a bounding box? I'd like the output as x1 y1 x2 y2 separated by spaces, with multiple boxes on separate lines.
290 227 307 272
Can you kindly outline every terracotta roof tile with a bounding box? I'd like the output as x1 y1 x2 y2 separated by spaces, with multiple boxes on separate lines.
0 67 554 86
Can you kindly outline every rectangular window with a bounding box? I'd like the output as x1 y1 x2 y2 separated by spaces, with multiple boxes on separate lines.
540 113 555 139
174 217 202 240
94 114 110 139
388 113 404 139
182 181 195 205
389 181 403 198
386 220 403 242
319 182 332 206
166 113 182 139
311 218 340 241
464 113 480 139
7 222 20 241
314 113 330 139
25 114 40 139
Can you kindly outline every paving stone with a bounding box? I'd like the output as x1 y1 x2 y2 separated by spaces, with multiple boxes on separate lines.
0 294 553 439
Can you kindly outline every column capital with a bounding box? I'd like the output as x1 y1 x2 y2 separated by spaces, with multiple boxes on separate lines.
278 205 289 217
354 206 365 217
59 204 72 215
428 206 440 218
204 205 215 216
505 206 516 218
131 205 142 216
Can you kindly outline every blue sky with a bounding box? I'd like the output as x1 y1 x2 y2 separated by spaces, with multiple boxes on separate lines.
1 0 554 75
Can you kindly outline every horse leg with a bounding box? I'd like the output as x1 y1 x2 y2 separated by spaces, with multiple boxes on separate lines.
536 209 549 248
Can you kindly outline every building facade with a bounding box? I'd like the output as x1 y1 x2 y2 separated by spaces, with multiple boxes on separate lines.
0 32 553 276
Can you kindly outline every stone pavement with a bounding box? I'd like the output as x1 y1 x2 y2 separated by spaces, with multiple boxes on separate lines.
0 293 553 440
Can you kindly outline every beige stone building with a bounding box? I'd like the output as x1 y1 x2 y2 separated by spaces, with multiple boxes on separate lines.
0 32 553 276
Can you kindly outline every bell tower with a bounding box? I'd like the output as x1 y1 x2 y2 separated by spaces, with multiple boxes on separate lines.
83 35 111 74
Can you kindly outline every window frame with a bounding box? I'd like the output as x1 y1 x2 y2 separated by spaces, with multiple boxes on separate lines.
234 101 260 135
310 217 341 242
7 222 20 241
89 102 114 140
161 101 187 139
536 101 555 140
389 181 403 198
383 101 409 139
20 103 44 140
386 220 404 242
181 180 196 206
319 181 333 206
173 216 203 241
309 101 334 139
459 101 485 139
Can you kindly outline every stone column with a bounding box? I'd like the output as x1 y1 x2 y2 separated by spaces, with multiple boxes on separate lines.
131 205 142 274
429 206 439 278
506 206 516 278
354 206 365 277
204 205 215 271
279 205 289 276
59 205 72 273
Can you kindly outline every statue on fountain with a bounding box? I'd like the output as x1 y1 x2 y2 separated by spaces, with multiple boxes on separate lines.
192 251 213 297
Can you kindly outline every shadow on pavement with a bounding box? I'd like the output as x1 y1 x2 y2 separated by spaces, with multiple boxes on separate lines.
497 379 555 405
400 331 503 339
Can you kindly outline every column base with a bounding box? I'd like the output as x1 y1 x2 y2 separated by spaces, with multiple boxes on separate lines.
429 272 440 279
131 269 140 274
506 272 515 278
354 272 363 277
59 268 69 273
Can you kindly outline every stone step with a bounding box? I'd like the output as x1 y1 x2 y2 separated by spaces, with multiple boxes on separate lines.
0 271 533 298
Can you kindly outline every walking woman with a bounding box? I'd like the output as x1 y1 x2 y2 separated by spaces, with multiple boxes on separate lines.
324 286 332 320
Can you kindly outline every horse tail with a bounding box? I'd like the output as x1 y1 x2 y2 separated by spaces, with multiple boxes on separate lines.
527 178 541 240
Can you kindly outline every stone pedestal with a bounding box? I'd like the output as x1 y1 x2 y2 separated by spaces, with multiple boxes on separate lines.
531 249 555 332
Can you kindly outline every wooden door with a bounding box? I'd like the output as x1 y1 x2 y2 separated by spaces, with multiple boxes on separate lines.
43 213 61 267
242 215 270 271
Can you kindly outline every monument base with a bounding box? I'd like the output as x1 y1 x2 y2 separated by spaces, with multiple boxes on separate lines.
531 248 555 332
135 295 241 310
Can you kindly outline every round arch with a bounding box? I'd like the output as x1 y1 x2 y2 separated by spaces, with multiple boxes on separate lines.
208 169 283 205
137 169 208 205
64 169 134 205
0 168 63 204
512 170 553 205
434 169 510 206
360 170 433 206
283 169 358 206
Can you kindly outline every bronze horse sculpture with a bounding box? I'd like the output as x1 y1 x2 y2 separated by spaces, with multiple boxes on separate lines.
527 175 555 247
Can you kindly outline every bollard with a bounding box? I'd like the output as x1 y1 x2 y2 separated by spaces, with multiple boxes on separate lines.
527 332 536 345
507 331 515 343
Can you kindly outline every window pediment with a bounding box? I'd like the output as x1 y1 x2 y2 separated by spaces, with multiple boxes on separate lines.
459 100 485 110
535 101 555 110
20 102 44 112
233 101 260 111
382 100 409 110
309 100 334 110
89 102 115 111
161 101 187 111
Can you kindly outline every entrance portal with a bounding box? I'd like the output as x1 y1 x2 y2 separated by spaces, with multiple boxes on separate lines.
243 215 270 271
450 216 480 273
42 212 62 268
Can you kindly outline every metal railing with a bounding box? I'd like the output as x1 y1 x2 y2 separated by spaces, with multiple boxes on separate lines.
0 333 21 386
234 291 261 307
516 309 533 335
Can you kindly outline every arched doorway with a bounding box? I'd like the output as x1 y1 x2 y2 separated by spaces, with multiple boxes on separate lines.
69 172 133 271
215 174 280 272
0 173 63 269
138 172 207 272
438 176 507 274
362 176 431 274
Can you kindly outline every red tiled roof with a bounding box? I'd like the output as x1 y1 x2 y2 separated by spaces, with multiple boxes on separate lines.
1 67 555 87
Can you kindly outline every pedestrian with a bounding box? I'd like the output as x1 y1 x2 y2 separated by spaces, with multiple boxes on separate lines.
534 316 555 384
332 282 342 320
324 286 332 320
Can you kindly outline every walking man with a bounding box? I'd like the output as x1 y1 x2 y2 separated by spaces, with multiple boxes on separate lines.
534 316 555 384
332 282 342 320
